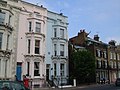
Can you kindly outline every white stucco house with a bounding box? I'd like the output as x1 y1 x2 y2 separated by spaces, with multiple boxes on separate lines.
0 0 20 80
45 11 69 86
0 0 69 87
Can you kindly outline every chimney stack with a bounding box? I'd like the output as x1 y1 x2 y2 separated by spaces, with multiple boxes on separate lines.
94 34 99 41
109 40 116 46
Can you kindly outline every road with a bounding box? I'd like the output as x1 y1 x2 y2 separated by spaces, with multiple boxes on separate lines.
33 84 120 90
61 84 120 90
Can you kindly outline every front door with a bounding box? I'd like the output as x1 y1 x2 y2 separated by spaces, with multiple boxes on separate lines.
46 69 49 81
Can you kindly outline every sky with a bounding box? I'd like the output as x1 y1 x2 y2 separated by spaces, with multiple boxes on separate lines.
24 0 120 44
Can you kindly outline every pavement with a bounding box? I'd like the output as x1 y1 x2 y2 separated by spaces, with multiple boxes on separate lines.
31 83 114 90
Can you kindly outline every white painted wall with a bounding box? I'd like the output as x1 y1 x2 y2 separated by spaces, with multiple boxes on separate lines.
0 0 20 80
16 1 47 86
46 11 69 85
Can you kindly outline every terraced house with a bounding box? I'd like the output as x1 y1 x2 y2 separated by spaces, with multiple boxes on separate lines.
108 41 120 83
16 1 47 87
45 11 69 86
0 0 69 87
69 30 120 84
0 0 20 80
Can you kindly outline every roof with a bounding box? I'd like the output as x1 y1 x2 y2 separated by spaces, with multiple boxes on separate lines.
87 37 108 46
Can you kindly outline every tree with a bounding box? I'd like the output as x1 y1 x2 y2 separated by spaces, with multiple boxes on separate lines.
69 49 96 85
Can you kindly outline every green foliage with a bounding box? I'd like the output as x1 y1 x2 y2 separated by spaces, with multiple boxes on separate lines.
69 50 96 84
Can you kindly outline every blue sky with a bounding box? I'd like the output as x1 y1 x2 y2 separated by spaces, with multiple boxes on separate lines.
24 0 120 44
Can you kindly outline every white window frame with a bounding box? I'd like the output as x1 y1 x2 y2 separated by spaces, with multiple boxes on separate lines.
97 49 101 57
114 61 117 68
104 51 107 58
110 61 113 68
98 59 101 68
104 60 107 68
114 53 116 60
110 52 112 59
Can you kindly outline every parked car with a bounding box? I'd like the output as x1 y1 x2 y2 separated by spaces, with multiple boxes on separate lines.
0 81 30 90
115 78 120 86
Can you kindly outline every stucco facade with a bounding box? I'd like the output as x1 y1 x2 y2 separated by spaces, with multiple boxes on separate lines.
16 1 47 87
0 0 69 87
45 11 69 86
0 0 20 80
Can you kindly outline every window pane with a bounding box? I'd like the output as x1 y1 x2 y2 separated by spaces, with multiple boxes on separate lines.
35 22 41 33
6 35 10 49
54 44 57 56
54 28 57 37
35 40 40 54
34 62 40 76
0 12 5 24
60 64 64 76
60 44 64 56
35 40 40 46
27 62 30 76
29 21 32 32
54 63 56 76
60 29 64 38
28 39 31 54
